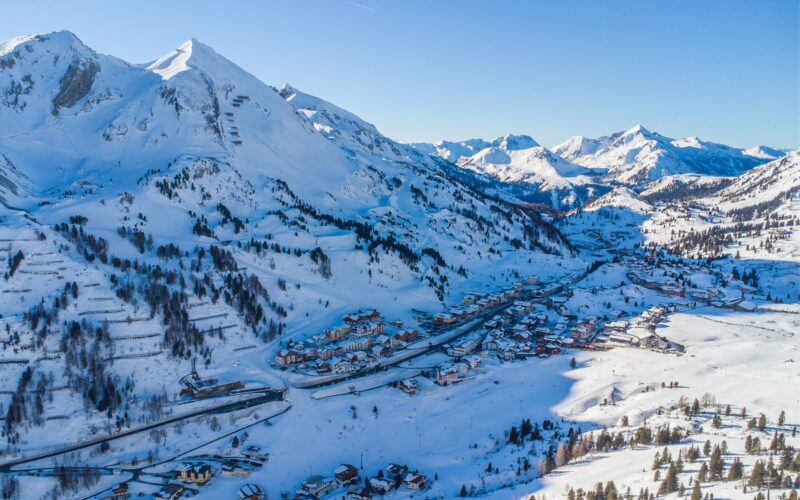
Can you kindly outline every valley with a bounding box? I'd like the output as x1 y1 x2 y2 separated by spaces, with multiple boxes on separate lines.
0 30 797 500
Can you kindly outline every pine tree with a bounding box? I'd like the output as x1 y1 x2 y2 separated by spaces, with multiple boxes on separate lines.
690 479 702 500
698 462 708 482
748 460 765 488
727 458 743 480
709 445 724 480
657 463 679 495
460 484 468 497
758 413 767 432
778 410 786 427
509 426 519 444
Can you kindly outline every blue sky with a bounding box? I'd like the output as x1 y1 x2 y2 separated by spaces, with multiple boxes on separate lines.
3 0 798 148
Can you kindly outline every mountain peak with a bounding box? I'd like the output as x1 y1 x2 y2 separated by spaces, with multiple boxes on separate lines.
624 123 653 137
492 134 540 151
0 30 95 59
146 37 225 80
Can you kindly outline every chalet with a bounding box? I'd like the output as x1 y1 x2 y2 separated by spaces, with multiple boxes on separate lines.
367 477 393 494
242 445 269 462
175 462 212 484
348 351 369 363
238 484 265 500
404 472 428 490
301 476 335 498
156 483 186 500
343 309 381 324
484 318 503 329
352 321 384 337
315 360 331 375
394 329 419 342
331 358 355 374
511 328 531 342
385 463 407 480
464 355 481 369
735 300 756 311
397 378 419 394
475 298 491 310
604 321 628 333
720 298 744 309
461 294 480 305
334 464 360 485
641 277 658 288
275 349 304 366
111 483 129 500
571 325 592 341
374 334 392 347
607 334 639 347
347 486 372 500
370 344 391 358
433 313 456 325
448 333 481 356
660 285 685 298
434 362 468 385
222 462 251 477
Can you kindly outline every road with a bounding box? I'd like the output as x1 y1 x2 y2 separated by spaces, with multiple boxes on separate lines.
0 391 286 472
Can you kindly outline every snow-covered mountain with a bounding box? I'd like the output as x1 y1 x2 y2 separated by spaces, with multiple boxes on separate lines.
553 124 782 186
0 30 585 312
414 134 596 188
412 134 608 209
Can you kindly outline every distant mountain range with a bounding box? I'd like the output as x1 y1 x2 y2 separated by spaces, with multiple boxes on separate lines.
412 125 787 206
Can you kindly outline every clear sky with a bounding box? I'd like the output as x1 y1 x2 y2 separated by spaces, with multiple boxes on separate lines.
3 0 798 148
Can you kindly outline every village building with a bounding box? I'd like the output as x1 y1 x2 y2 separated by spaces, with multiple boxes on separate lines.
242 444 269 462
447 333 482 356
110 483 129 500
385 464 407 480
275 349 304 366
331 358 355 374
397 378 419 394
463 355 481 369
347 486 372 500
156 483 186 500
351 321 384 337
404 472 428 490
221 461 251 477
343 309 381 324
237 484 265 500
334 464 360 485
394 329 419 342
367 477 393 494
338 338 373 353
301 476 335 498
324 325 352 342
434 361 468 385
461 293 480 305
433 312 456 325
175 462 213 485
